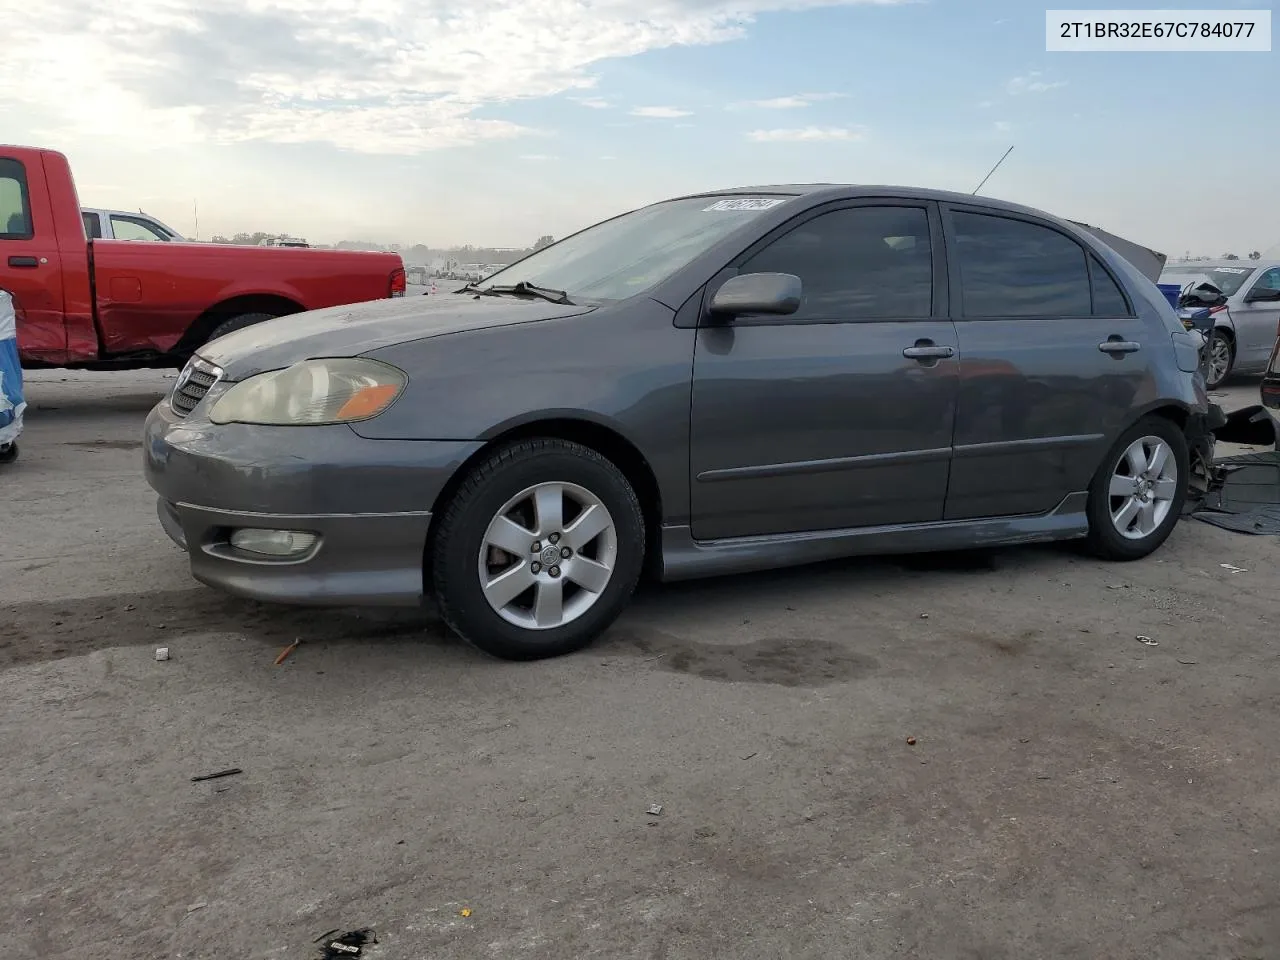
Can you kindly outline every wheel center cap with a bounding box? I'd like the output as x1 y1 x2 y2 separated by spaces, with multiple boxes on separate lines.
540 545 560 566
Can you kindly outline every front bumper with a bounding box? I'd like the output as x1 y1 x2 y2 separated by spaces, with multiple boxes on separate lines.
144 398 482 607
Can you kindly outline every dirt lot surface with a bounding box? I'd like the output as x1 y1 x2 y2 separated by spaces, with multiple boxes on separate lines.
3 371 1278 960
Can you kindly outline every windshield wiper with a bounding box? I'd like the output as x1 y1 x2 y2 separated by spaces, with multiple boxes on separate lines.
457 280 574 305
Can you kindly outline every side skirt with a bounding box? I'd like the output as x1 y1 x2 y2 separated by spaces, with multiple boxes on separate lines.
658 492 1090 582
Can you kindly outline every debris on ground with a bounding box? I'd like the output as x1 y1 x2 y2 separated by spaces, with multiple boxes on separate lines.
741 752 758 761
186 901 207 913
1177 658 1198 665
274 638 302 665
906 737 917 746
647 803 663 816
154 647 170 661
191 768 242 783
1191 448 1280 535
460 907 472 918
1136 636 1159 646
1220 563 1247 574
315 928 378 959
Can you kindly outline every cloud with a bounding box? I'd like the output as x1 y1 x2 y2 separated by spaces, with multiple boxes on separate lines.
993 120 1012 133
747 126 866 142
978 100 994 109
732 92 846 109
631 106 693 118
574 97 610 108
518 153 557 160
0 0 908 155
1006 71 1067 95
598 155 618 160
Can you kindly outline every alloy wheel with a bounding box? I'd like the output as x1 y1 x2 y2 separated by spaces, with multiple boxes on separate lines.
477 481 618 629
1108 435 1178 541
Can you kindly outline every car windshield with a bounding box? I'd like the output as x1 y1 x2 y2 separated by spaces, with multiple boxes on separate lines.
478 195 795 300
1160 264 1256 296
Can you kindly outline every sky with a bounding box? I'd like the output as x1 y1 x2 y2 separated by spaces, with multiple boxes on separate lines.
1 0 1276 255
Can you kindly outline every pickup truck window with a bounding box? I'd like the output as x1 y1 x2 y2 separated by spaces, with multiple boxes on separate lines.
83 212 103 239
0 158 33 240
110 214 171 242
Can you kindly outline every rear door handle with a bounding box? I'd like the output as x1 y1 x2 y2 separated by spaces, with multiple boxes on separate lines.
1098 339 1141 355
7 255 38 268
903 343 955 360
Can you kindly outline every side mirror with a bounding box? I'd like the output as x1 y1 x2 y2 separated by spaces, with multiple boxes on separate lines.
1245 287 1280 303
709 272 802 317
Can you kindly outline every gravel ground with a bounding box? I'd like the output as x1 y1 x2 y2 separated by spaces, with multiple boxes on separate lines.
2 371 1278 960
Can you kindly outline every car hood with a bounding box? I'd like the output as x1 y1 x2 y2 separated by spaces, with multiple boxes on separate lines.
198 293 598 380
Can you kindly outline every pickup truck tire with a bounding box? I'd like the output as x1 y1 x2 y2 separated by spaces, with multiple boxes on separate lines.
207 312 278 344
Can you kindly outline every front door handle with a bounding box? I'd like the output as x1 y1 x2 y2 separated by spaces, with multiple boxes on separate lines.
7 255 38 268
1098 338 1141 355
903 342 955 360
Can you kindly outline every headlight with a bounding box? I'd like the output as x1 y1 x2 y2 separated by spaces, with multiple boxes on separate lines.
209 358 407 426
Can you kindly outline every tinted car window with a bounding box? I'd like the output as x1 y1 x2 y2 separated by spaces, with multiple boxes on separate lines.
0 158 32 240
1089 254 1130 315
953 212 1091 318
739 206 933 320
82 212 102 239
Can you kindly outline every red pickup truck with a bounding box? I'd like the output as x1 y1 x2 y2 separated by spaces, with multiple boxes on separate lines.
0 145 406 369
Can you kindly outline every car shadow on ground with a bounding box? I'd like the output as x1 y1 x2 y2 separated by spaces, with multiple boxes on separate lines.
0 543 1068 679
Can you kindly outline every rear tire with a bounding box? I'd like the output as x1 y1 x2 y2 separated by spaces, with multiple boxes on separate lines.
0 442 17 464
206 311 278 345
1084 416 1188 561
1202 328 1235 389
431 438 646 661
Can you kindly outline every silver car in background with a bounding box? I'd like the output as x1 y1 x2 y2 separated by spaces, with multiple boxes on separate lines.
1158 260 1280 388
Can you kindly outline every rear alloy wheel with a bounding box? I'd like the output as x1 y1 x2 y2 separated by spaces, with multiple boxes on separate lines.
1202 329 1235 389
431 439 645 660
1084 417 1188 561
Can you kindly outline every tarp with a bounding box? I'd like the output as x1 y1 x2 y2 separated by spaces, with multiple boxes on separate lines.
0 289 25 447
1068 221 1167 283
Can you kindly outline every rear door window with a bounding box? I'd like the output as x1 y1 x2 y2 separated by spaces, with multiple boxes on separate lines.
951 211 1091 318
0 158 33 240
82 212 102 239
1088 254 1131 315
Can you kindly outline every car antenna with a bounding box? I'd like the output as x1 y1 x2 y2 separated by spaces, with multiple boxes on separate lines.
971 145 1014 195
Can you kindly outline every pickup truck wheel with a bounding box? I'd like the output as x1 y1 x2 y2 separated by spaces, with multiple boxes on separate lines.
207 312 278 344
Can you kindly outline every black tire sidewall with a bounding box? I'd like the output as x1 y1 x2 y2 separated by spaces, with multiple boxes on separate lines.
208 312 276 344
433 442 645 660
1086 417 1189 561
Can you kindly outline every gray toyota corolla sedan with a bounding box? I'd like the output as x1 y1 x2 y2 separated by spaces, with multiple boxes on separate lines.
145 185 1216 660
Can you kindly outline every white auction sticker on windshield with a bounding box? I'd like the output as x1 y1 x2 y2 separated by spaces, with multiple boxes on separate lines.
1215 267 1249 273
702 198 788 212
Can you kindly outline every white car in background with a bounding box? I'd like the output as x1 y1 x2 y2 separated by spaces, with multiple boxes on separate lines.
81 208 184 242
1159 260 1280 388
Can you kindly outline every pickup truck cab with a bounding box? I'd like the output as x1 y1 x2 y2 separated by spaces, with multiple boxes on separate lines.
0 146 406 369
81 208 184 242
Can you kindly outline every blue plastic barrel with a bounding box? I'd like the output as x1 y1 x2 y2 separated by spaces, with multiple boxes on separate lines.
1156 283 1182 310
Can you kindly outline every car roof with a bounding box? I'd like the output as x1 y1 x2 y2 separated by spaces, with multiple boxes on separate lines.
667 183 1072 220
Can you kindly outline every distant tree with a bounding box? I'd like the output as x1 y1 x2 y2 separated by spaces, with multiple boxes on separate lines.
533 235 554 250
1249 251 1262 260
210 234 229 244
1222 252 1240 260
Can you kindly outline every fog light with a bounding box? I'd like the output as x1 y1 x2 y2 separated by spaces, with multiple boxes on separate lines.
229 528 318 557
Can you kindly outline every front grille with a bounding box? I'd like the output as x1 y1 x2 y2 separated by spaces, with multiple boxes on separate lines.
171 358 223 417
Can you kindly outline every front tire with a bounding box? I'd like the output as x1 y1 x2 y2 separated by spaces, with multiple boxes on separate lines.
1084 416 1188 561
431 438 646 661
